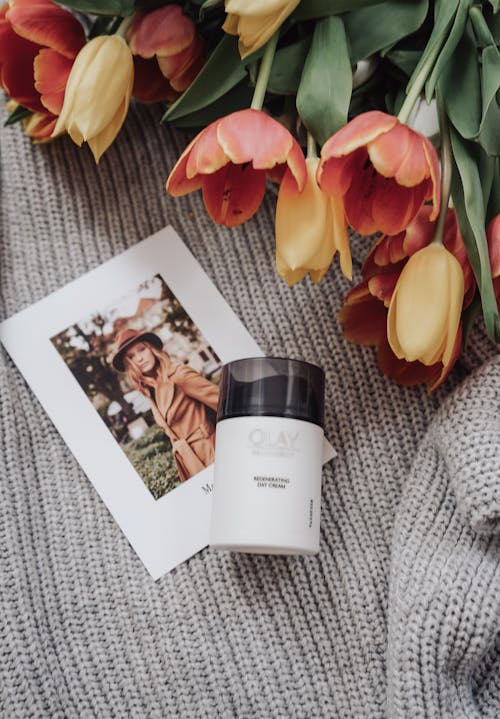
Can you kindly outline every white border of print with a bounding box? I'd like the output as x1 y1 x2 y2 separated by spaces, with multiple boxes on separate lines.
0 226 335 580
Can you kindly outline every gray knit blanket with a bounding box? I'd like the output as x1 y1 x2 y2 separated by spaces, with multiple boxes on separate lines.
1 102 499 718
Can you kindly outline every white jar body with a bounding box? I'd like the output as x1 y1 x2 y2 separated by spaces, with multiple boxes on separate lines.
209 415 324 554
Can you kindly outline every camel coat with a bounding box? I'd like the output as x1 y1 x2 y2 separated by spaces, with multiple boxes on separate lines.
148 361 219 482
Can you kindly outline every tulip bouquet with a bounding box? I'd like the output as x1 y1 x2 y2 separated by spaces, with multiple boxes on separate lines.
1 0 500 391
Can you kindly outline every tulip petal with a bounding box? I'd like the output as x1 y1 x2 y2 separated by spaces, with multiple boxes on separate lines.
69 37 134 140
23 110 57 140
338 283 387 346
132 56 176 104
330 192 351 280
222 13 239 35
427 325 462 392
487 214 500 280
402 205 434 255
53 35 104 137
218 109 292 170
321 111 397 158
128 6 195 59
201 163 266 226
34 47 72 115
276 159 333 284
344 186 377 235
368 273 399 307
368 122 429 187
168 50 205 93
223 1 301 58
369 175 428 236
388 245 455 364
87 101 123 163
7 3 85 59
186 122 229 178
0 21 44 112
441 253 464 367
158 35 204 82
166 141 204 196
87 61 133 164
225 0 295 14
317 148 364 196
377 335 441 387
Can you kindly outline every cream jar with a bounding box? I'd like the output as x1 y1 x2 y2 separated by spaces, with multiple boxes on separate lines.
209 357 325 555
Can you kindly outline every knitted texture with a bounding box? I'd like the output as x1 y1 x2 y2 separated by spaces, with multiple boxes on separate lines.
388 358 500 718
1 101 499 718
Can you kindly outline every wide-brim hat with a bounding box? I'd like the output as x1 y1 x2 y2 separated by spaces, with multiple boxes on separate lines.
111 328 163 372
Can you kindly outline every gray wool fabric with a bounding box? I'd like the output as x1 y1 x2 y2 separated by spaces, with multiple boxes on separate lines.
1 101 499 719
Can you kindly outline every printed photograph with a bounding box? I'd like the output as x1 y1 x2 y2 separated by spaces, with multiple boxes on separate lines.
51 274 222 500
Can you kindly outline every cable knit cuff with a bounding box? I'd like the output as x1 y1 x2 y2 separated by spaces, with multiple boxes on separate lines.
435 355 500 534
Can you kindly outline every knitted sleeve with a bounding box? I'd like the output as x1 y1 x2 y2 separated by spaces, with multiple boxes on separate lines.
387 355 500 719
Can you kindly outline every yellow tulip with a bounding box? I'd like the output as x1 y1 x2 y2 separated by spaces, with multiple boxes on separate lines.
223 0 301 59
53 35 134 163
275 157 352 286
387 243 464 366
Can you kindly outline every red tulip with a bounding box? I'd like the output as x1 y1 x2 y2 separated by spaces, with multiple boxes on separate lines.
339 206 473 391
166 109 307 227
317 111 441 236
131 56 177 105
487 214 500 305
128 5 205 101
0 0 85 134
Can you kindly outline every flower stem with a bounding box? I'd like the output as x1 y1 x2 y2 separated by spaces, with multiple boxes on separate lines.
250 31 280 110
397 41 442 125
432 92 452 245
306 131 317 160
115 15 134 38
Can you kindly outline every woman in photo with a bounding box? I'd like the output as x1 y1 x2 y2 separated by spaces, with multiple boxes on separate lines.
111 328 219 482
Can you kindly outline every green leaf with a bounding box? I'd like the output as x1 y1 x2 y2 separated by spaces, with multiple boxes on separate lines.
424 0 471 102
477 45 500 155
293 0 384 21
490 11 500 44
461 294 481 348
56 0 134 14
477 145 496 212
385 49 421 76
296 16 352 146
406 0 459 99
450 127 500 341
267 37 312 95
438 19 480 139
170 81 254 128
4 104 32 126
344 0 429 63
162 35 246 123
488 0 500 12
487 160 500 220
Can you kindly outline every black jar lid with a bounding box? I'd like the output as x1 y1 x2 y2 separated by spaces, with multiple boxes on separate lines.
217 357 325 428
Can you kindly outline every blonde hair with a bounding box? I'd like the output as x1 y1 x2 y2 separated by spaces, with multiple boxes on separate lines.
123 342 172 396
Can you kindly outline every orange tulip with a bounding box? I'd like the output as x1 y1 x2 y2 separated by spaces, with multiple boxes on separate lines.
0 0 85 137
131 56 177 105
166 109 306 227
317 111 440 236
487 214 500 304
339 207 473 391
128 5 205 100
275 157 351 285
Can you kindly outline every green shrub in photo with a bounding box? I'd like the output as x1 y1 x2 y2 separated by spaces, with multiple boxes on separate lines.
122 425 180 500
